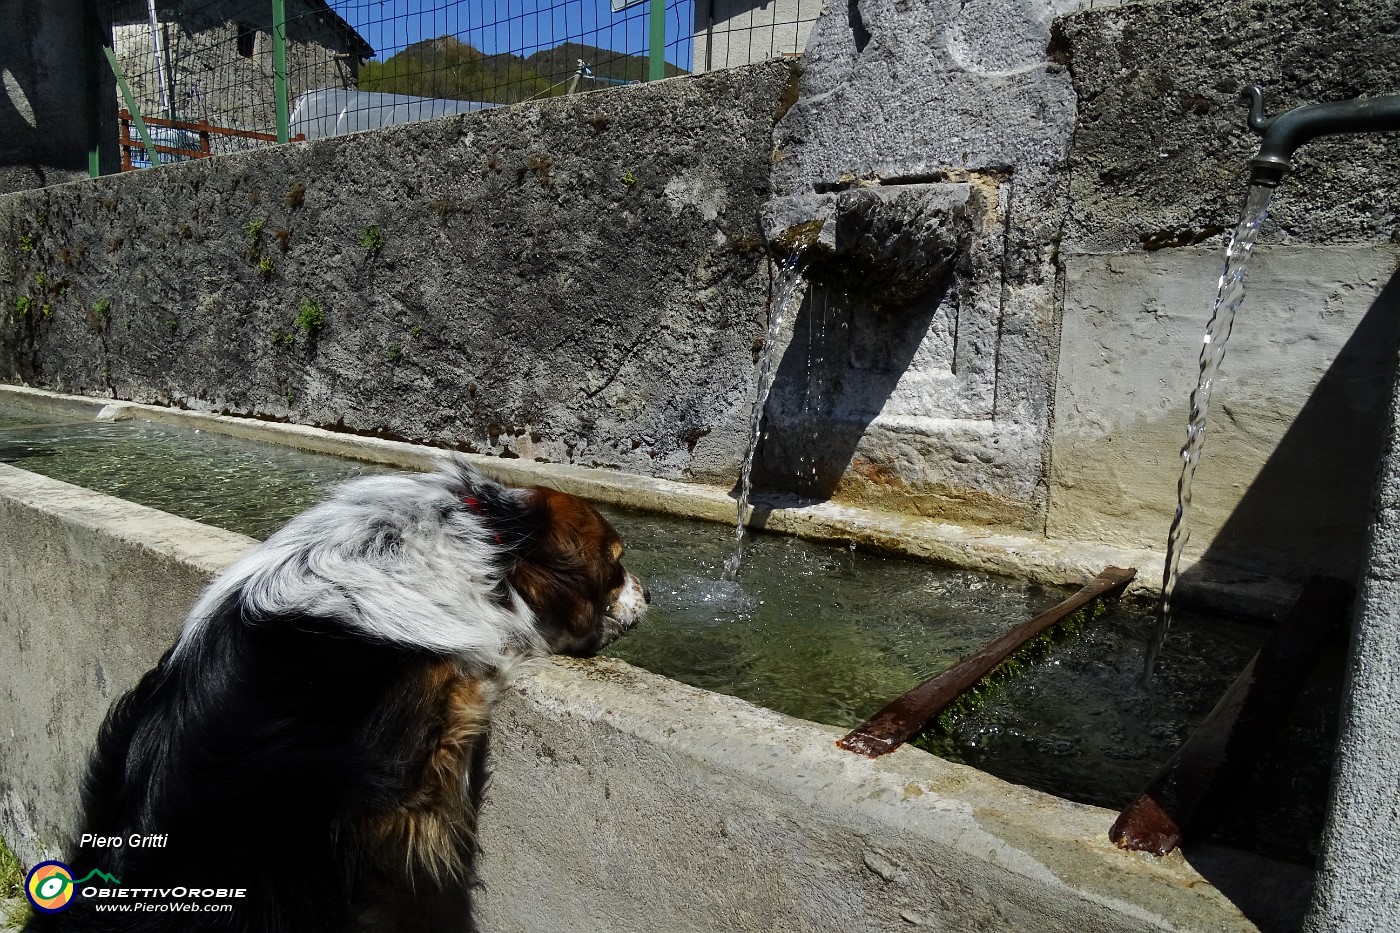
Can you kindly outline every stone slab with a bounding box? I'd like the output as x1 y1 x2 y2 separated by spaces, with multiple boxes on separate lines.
1056 0 1400 252
1049 245 1400 581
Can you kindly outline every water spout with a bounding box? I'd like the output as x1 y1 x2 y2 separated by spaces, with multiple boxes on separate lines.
723 247 817 581
1144 181 1274 688
1242 85 1400 186
1146 85 1400 684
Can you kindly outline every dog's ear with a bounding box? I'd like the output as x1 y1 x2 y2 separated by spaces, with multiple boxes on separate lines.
442 456 497 493
442 458 548 558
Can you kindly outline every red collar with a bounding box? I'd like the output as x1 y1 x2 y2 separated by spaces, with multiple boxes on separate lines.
461 495 503 544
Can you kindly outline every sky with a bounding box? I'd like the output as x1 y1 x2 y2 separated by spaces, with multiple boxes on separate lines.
324 0 695 69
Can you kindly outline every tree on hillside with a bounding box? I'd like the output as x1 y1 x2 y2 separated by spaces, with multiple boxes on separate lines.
360 36 554 103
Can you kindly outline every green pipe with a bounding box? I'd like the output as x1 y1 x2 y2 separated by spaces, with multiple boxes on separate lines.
648 0 665 82
271 0 290 143
102 45 159 168
86 3 103 177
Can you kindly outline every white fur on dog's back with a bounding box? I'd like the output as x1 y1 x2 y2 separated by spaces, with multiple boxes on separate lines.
173 464 547 670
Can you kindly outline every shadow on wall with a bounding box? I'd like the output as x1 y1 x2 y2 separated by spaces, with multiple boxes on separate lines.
0 0 117 194
751 278 954 502
1178 263 1400 594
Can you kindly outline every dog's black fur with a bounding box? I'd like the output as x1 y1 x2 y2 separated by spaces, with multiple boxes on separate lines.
24 462 646 932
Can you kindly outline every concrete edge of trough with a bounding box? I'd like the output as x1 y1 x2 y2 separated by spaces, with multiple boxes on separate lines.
0 462 1311 932
0 384 1297 617
487 654 1314 931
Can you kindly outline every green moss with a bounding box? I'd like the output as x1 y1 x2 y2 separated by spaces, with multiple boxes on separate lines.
243 218 266 244
295 299 325 335
257 256 276 279
772 219 825 253
620 169 637 187
18 233 35 252
1 834 29 926
0 835 22 900
387 342 402 361
86 298 112 333
910 595 1115 751
359 226 384 251
14 296 31 316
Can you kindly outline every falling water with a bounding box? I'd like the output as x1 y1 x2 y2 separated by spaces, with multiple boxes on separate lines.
1142 182 1276 685
722 249 816 581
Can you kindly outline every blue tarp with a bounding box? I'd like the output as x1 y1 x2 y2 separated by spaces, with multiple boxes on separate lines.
126 124 202 169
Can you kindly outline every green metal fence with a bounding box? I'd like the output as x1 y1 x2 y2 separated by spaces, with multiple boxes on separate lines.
99 0 820 173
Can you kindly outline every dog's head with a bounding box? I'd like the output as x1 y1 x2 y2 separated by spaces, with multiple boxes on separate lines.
175 458 646 669
503 484 650 656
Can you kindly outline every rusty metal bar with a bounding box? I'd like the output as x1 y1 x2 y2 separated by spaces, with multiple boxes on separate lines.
118 110 303 144
117 110 305 170
838 566 1137 758
1110 575 1352 856
119 116 134 171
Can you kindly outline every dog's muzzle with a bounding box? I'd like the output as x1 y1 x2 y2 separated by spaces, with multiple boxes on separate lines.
605 571 649 635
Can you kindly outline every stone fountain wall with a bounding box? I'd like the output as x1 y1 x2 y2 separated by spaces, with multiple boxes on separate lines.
0 62 795 488
2 0 1398 584
1049 0 1400 585
761 0 1400 587
760 0 1081 531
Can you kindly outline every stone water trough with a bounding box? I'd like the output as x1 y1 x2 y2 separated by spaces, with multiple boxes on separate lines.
0 386 1312 933
3 0 1400 929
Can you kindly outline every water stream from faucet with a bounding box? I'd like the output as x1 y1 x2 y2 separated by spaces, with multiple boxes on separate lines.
1143 182 1276 685
723 249 815 581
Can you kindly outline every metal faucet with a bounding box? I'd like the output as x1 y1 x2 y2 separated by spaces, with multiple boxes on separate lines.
1242 85 1400 186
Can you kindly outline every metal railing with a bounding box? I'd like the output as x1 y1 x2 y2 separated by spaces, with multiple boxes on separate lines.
117 109 306 170
98 0 821 172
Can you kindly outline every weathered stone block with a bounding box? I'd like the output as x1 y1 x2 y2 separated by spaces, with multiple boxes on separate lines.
762 184 972 305
1055 0 1400 252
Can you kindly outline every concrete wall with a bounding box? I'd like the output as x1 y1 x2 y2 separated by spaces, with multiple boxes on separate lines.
1303 361 1400 931
0 62 794 487
0 460 1313 932
692 0 819 72
0 464 252 859
1050 0 1400 588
